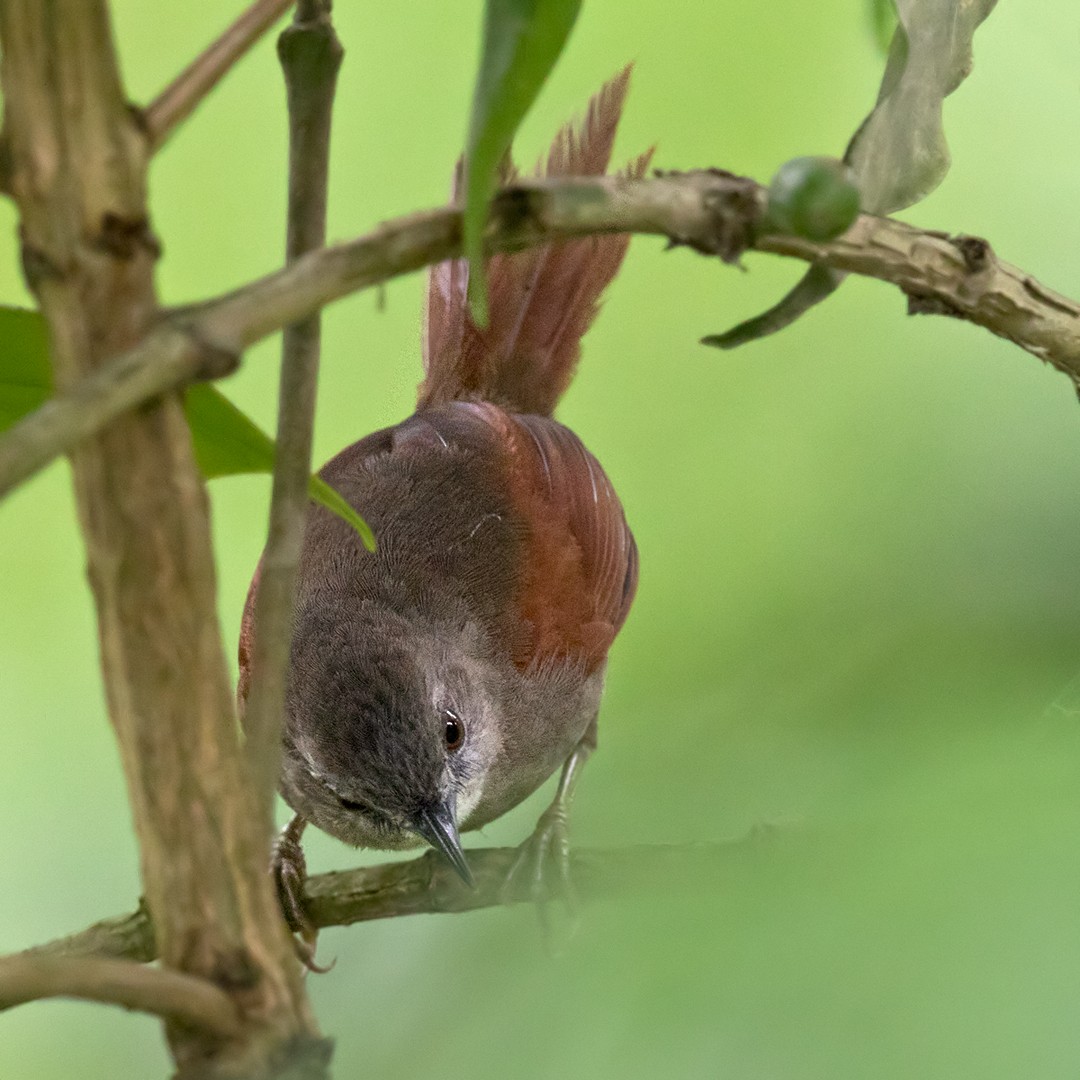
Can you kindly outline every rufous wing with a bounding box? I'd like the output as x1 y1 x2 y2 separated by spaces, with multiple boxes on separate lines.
236 563 259 713
445 402 637 674
239 402 637 696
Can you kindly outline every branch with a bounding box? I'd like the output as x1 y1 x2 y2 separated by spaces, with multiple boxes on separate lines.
0 954 243 1039
23 904 157 963
0 5 321 1075
13 838 764 966
755 224 1080 376
2 170 1078 500
0 204 460 500
0 323 210 498
245 1 343 830
142 0 296 151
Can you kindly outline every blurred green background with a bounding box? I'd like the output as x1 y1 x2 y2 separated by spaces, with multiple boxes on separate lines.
3 1 1080 1077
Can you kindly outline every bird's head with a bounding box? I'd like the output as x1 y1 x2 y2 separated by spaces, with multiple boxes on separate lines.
279 604 502 885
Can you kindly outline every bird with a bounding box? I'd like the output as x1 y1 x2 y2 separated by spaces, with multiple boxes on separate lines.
237 66 650 951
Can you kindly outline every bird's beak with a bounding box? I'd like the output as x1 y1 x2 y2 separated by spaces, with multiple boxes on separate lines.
411 801 475 887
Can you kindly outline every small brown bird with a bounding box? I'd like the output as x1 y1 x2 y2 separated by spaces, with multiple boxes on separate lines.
239 68 649 938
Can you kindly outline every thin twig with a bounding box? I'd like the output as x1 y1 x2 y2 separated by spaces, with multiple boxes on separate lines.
2 171 1079 501
142 0 295 151
0 954 244 1039
24 905 157 963
245 1 343 831
12 837 767 967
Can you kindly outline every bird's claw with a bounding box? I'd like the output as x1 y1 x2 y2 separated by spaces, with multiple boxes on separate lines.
272 818 333 974
502 801 581 950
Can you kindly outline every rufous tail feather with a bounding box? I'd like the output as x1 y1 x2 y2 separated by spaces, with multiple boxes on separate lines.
420 64 653 417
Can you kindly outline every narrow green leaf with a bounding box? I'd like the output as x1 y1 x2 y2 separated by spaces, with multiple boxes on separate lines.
0 307 51 429
308 475 376 551
183 382 277 478
702 266 842 351
181 385 374 549
0 306 374 549
463 0 581 323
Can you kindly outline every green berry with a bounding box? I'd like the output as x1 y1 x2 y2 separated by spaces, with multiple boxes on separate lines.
765 156 861 241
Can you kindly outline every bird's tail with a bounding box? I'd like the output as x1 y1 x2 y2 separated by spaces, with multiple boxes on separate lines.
419 65 652 418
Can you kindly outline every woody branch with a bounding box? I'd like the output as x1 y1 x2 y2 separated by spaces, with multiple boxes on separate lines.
6 835 770 969
0 2 325 1077
0 169 1077 502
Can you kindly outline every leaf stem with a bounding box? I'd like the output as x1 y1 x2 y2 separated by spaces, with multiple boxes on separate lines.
2 171 1079 501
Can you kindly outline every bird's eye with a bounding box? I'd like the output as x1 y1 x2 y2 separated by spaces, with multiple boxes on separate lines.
443 709 465 752
338 795 370 813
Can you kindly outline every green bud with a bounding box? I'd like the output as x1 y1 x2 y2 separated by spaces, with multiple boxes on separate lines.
765 156 861 242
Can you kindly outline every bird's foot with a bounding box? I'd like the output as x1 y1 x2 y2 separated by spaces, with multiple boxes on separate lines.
502 800 580 950
502 727 596 950
272 816 333 974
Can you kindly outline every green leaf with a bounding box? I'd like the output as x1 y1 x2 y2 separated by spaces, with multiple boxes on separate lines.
182 385 374 550
0 306 374 549
183 381 277 478
0 307 51 429
867 0 899 55
307 474 375 550
846 0 999 216
711 0 998 350
462 0 581 323
702 265 842 351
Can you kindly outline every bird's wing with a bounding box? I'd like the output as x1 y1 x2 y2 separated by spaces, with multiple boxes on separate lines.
239 406 636 697
419 401 637 674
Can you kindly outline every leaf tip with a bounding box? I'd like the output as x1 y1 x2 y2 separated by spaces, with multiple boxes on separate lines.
699 333 737 351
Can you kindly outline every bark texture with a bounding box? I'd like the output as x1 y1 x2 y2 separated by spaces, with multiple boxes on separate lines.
0 4 324 1076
